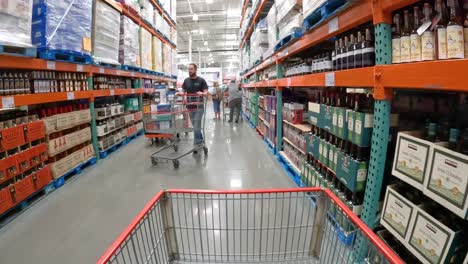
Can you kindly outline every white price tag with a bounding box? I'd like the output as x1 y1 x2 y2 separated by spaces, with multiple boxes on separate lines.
67 92 75 100
116 70 121 75
286 78 292 87
99 68 105 74
76 64 84 72
110 90 115 96
267 80 270 86
131 89 136 94
131 72 135 77
325 72 335 86
285 49 289 55
2 97 15 109
146 74 149 78
47 61 56 70
328 17 339 33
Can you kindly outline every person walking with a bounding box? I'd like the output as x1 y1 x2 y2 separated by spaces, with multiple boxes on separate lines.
227 79 242 123
181 63 208 148
211 81 222 120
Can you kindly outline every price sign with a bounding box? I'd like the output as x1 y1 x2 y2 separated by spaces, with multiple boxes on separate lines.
328 17 339 33
131 89 136 94
76 64 84 72
67 92 75 100
99 68 105 74
286 78 292 87
47 61 56 70
116 70 121 75
110 90 115 96
131 72 135 77
2 97 15 109
325 72 335 86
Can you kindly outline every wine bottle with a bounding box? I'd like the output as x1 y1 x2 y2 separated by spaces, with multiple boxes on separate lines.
348 34 356 69
362 28 375 67
354 31 363 68
392 14 402 64
411 6 422 62
448 128 460 151
427 122 437 142
401 10 412 63
447 0 465 59
337 38 343 70
332 40 338 70
464 12 468 58
421 3 435 61
343 36 349 70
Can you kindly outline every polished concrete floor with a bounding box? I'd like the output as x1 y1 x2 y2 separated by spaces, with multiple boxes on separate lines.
0 113 295 264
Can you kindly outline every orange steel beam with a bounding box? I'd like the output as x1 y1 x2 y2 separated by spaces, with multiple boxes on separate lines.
276 0 372 62
380 0 421 13
240 0 268 49
0 55 91 72
240 0 249 28
149 0 176 29
277 67 374 87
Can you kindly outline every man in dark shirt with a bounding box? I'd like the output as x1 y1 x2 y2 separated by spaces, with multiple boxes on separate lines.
181 63 208 147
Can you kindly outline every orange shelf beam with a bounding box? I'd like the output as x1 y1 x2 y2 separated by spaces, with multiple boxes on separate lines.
0 91 94 108
380 59 468 92
0 55 91 72
240 0 250 28
277 0 372 62
240 0 268 49
380 0 421 13
149 0 176 29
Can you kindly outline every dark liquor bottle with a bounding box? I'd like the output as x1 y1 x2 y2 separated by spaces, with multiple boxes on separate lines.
337 38 344 70
354 31 363 68
465 12 468 58
427 122 437 142
362 28 375 67
348 34 356 69
332 40 338 70
460 128 468 155
392 14 402 64
448 128 460 151
401 10 412 63
410 6 422 62
343 36 349 70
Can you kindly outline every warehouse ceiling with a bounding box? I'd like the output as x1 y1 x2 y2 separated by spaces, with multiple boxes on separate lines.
176 0 242 71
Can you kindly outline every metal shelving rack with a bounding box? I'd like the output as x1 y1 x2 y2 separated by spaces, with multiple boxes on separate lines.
240 0 468 235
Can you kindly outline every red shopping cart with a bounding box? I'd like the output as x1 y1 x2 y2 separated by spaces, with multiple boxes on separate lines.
97 188 403 264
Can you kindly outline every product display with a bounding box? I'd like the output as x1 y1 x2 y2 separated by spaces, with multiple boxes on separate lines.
140 0 154 27
93 0 121 65
119 15 140 67
32 0 93 54
0 0 34 48
93 76 133 90
152 36 163 72
140 28 153 70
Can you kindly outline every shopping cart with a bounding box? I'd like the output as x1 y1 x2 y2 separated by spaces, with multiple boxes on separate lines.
97 188 403 264
222 91 230 121
143 94 208 168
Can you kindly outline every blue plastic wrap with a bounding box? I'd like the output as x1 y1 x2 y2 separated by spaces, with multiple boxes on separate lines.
0 0 33 47
32 0 92 54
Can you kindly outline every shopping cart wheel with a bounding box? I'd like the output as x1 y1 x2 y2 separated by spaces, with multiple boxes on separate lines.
173 160 180 169
203 147 208 155
151 157 158 166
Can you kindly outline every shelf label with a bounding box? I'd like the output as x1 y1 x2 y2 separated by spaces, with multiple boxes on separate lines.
116 70 121 75
76 64 84 72
46 61 56 70
267 80 270 86
328 17 339 33
99 68 105 74
131 89 136 94
145 74 149 78
1 97 15 109
67 92 75 100
286 78 292 87
131 72 135 77
110 90 115 96
325 72 335 86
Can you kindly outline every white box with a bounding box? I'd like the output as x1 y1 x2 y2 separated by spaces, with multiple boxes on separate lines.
392 131 432 189
97 124 108 137
381 184 420 243
424 145 468 219
407 205 464 264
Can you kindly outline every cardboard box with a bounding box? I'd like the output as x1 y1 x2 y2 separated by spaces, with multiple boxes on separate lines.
336 152 368 192
0 125 26 151
424 145 468 219
407 205 464 264
43 116 57 134
353 111 374 147
319 104 333 131
347 111 355 142
381 184 420 243
392 131 431 189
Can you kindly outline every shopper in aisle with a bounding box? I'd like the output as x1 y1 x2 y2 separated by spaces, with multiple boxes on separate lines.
228 79 242 123
181 63 208 147
211 81 222 120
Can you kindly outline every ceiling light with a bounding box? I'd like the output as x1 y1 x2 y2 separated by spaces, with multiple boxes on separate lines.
207 48 211 51
192 14 198 21
204 41 208 46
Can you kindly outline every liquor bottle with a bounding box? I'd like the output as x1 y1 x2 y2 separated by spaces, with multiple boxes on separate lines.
324 53 332 72
354 31 363 68
337 38 344 70
421 3 435 61
459 128 468 155
448 128 460 151
343 36 349 70
447 0 465 59
362 28 375 67
464 12 468 58
392 14 402 64
332 40 338 70
401 10 412 63
410 6 422 62
348 34 356 69
427 122 437 142
435 0 449 59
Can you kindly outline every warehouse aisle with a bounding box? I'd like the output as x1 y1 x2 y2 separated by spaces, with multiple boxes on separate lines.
0 113 294 264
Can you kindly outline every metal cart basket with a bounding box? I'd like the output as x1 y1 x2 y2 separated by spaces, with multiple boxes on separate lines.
97 188 403 264
143 94 208 168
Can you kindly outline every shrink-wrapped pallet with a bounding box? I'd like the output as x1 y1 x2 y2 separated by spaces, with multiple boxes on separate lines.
119 15 140 67
0 0 33 48
93 0 121 65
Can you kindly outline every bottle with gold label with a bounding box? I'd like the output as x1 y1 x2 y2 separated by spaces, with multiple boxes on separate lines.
435 0 449 59
392 13 402 64
401 10 412 63
411 6 422 62
464 12 468 57
421 3 435 61
447 0 465 58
